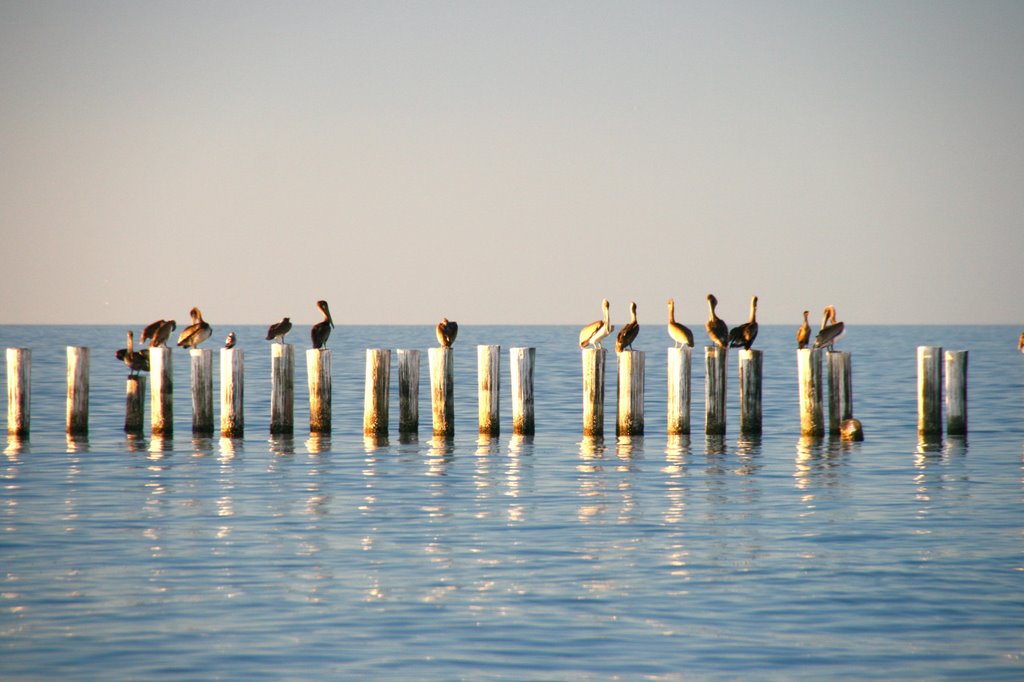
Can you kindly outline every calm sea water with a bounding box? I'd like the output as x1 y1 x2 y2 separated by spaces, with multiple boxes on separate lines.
1 324 1022 680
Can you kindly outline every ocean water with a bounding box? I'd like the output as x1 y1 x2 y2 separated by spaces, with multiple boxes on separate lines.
1 324 1022 680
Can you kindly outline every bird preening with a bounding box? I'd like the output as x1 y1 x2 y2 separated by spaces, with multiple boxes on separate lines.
436 318 458 348
266 317 292 344
177 307 212 349
813 305 845 351
311 300 334 350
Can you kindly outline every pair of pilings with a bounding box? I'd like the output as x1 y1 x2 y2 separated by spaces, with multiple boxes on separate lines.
916 346 968 437
581 347 763 437
797 349 855 437
6 347 92 438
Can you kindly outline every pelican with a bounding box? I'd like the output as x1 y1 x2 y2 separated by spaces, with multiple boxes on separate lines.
115 330 150 376
141 319 163 346
141 319 176 348
579 298 614 349
311 300 333 349
796 310 811 349
1018 331 1023 353
436 317 458 348
813 305 845 351
266 317 292 344
728 295 759 350
705 294 729 349
666 298 693 348
176 307 212 349
616 301 639 352
224 331 236 349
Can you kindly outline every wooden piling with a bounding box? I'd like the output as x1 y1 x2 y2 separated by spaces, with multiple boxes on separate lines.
827 351 853 435
667 347 691 436
270 344 294 435
397 349 420 435
6 348 30 437
363 348 390 436
124 375 146 434
704 347 727 435
150 347 173 436
66 346 89 436
738 349 762 435
220 347 244 437
582 348 605 437
511 347 535 436
190 349 213 436
428 347 454 437
797 348 823 437
945 350 968 436
307 348 332 434
477 345 500 435
917 345 942 436
616 350 644 436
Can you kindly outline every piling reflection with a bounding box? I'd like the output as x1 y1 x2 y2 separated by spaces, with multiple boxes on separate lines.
736 435 762 476
147 435 173 459
268 434 295 457
793 435 848 491
363 435 389 453
704 434 727 456
662 435 690 525
5 436 29 457
191 436 214 458
427 436 455 477
125 433 147 453
506 435 534 523
65 435 89 454
577 436 607 523
305 434 331 454
218 437 241 460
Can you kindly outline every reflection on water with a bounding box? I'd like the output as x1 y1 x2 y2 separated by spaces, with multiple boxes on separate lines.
5 436 29 457
305 434 331 454
794 436 849 492
269 434 295 457
65 435 89 454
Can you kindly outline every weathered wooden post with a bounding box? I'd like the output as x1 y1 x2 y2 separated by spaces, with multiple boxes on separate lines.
6 348 30 437
270 343 294 435
477 345 500 436
190 349 213 436
220 347 243 437
797 348 824 437
945 350 968 436
582 348 605 437
429 347 454 437
917 346 942 436
397 349 420 436
307 349 332 434
66 346 89 436
827 351 853 435
667 347 691 435
616 350 644 436
363 348 390 436
511 347 535 435
704 347 727 435
124 375 146 434
150 347 173 436
738 349 762 435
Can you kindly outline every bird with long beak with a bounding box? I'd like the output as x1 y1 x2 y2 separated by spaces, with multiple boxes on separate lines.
616 301 639 352
796 310 811 349
266 317 292 344
176 307 212 349
813 305 845 351
728 295 759 350
705 294 729 349
666 298 693 348
579 299 614 349
311 300 334 349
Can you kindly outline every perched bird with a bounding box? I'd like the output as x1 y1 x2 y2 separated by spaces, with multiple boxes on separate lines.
813 305 846 351
177 307 212 349
224 331 236 349
311 300 334 349
666 298 693 348
436 317 459 348
728 295 759 350
115 330 149 376
266 317 292 344
616 301 639 352
579 298 614 349
141 319 176 348
705 294 729 349
1018 331 1023 353
796 310 811 349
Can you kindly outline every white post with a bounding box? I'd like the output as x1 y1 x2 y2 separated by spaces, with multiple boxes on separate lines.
271 344 294 435
738 349 762 435
220 347 244 437
398 349 420 436
827 351 853 435
667 347 691 436
66 346 89 436
478 345 500 436
429 347 454 437
945 350 968 436
704 347 726 435
363 348 390 436
150 347 173 436
616 350 644 436
582 348 605 437
307 349 332 434
190 348 213 436
798 348 823 437
511 347 535 436
917 346 942 436
125 375 146 434
6 348 30 437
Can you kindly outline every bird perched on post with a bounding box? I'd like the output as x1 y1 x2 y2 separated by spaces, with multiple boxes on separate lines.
311 300 334 349
115 330 150 377
705 294 729 349
666 298 693 348
142 319 176 348
436 318 458 348
176 307 212 349
813 305 845 351
616 302 639 352
266 317 292 344
579 298 613 349
728 295 759 350
796 311 811 349
1019 331 1024 353
224 332 236 349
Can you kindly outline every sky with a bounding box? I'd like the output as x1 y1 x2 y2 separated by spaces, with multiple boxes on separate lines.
1 1 1022 326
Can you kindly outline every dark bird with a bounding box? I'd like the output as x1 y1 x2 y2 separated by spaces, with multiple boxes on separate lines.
224 332 236 349
311 300 334 349
579 298 613 349
436 317 458 348
667 298 693 348
796 310 811 349
176 307 212 349
266 317 292 344
728 295 759 350
813 305 846 351
616 301 639 352
705 294 729 349
115 330 149 376
141 319 176 348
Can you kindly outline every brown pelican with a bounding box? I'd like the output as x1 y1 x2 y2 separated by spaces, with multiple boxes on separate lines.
436 317 458 348
115 330 150 376
616 301 639 352
224 332 236 349
728 295 759 350
666 298 693 348
311 300 333 349
266 317 292 344
813 305 845 351
1019 331 1023 353
176 307 212 349
141 319 176 347
796 310 811 349
705 294 729 349
579 298 614 349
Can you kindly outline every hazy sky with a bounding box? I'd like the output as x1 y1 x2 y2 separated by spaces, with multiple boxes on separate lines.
2 1 1022 326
